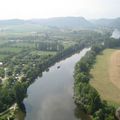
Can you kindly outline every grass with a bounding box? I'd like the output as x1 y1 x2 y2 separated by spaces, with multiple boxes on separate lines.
0 47 22 61
63 41 76 49
90 49 120 106
0 54 8 60
0 47 23 60
0 47 22 53
11 42 36 48
30 50 56 56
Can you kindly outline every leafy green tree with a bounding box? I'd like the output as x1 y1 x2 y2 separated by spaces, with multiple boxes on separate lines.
14 82 27 109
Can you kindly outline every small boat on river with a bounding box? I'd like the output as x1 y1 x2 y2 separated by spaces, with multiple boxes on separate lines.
57 66 60 69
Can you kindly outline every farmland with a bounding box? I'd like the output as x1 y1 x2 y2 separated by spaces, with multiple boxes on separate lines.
90 49 120 106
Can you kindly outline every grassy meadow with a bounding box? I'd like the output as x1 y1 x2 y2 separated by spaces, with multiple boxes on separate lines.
90 49 120 106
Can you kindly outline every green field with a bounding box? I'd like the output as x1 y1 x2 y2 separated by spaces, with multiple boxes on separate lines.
30 50 56 56
90 49 120 106
0 47 22 53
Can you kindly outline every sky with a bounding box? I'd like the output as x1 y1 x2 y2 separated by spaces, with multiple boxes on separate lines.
0 0 120 20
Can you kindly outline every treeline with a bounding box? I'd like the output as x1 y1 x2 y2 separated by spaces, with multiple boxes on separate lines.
74 45 116 120
105 38 120 48
36 41 64 51
0 77 27 113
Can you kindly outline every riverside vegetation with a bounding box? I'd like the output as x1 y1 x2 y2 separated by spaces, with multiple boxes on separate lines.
74 37 120 120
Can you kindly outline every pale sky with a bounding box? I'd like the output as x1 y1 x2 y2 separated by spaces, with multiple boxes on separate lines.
0 0 120 20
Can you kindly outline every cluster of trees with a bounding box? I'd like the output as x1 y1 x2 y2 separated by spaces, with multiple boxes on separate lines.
74 45 116 120
36 41 64 51
105 38 120 48
0 77 27 113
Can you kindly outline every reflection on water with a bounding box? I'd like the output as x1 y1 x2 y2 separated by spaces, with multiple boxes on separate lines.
24 48 90 120
74 104 91 120
15 108 25 120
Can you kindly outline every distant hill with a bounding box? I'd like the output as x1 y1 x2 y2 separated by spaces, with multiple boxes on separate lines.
0 17 120 30
29 17 94 28
91 18 120 29
91 19 113 26
0 19 25 26
110 18 120 29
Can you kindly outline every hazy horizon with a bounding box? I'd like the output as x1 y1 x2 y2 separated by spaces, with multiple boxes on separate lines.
0 0 120 20
0 16 120 21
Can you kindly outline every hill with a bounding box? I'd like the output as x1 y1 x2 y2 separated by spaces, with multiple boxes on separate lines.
110 18 120 29
0 19 25 26
0 17 120 30
0 17 94 29
29 17 94 28
91 18 120 29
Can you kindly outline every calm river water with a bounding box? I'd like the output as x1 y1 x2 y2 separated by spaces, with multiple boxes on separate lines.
23 48 90 120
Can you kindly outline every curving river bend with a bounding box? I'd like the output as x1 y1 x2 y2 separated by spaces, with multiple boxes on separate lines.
23 48 90 120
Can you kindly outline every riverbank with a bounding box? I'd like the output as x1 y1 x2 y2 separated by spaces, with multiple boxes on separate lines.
74 45 117 119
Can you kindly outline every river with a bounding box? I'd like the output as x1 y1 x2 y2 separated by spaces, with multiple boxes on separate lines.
23 48 90 120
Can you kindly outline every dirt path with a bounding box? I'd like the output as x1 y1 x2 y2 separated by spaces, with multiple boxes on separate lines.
109 50 120 90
